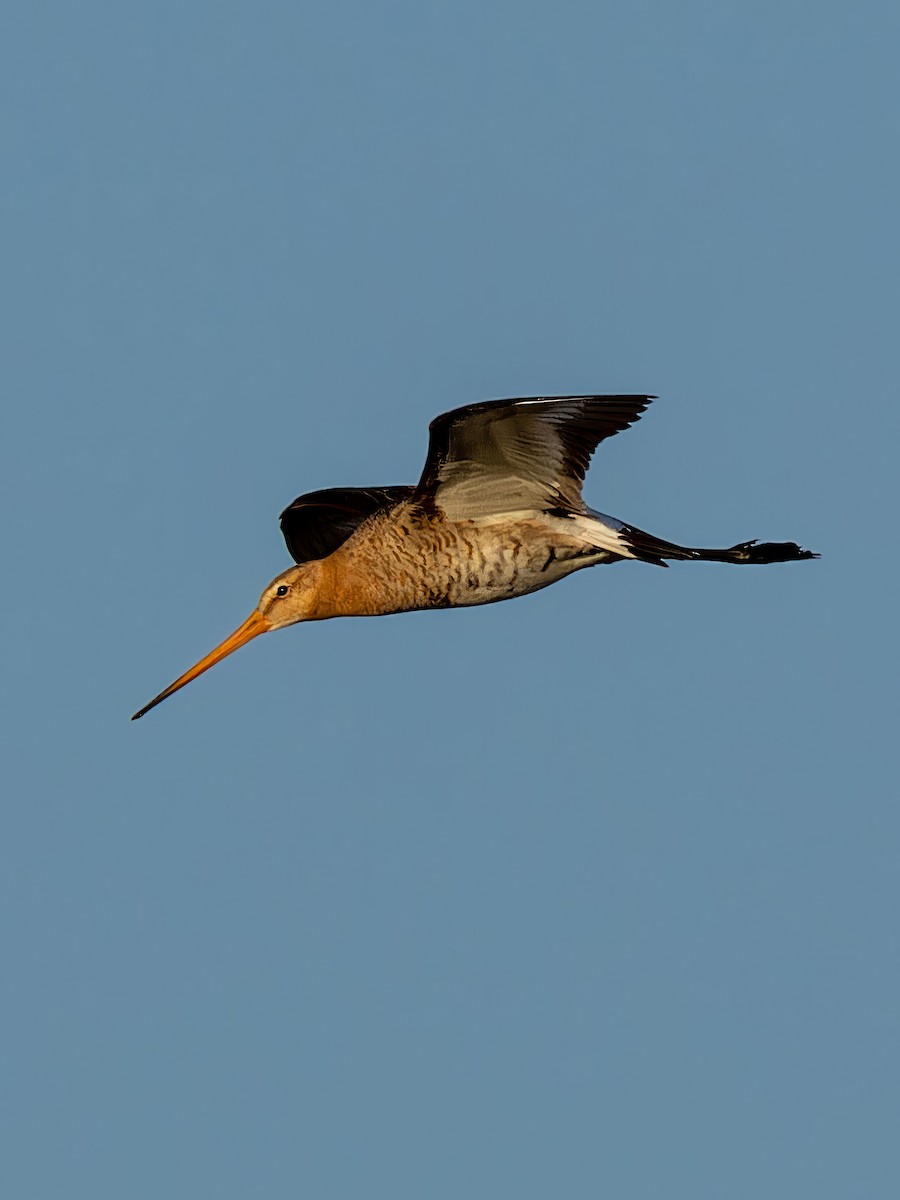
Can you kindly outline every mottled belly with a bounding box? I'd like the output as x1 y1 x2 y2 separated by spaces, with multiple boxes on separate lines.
375 513 604 612
435 527 572 607
326 508 612 617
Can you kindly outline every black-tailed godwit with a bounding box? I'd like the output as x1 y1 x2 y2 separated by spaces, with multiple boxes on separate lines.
132 395 816 719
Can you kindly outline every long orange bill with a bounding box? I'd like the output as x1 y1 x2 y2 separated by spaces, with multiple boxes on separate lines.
131 610 271 720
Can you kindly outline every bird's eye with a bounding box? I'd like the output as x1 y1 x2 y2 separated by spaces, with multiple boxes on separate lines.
276 585 289 597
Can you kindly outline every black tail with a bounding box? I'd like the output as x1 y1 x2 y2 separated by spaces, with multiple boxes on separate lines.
621 524 819 568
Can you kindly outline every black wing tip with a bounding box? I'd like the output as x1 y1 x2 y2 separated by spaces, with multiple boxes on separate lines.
731 540 820 563
528 398 657 408
482 393 656 404
620 527 819 567
279 485 412 522
428 393 657 430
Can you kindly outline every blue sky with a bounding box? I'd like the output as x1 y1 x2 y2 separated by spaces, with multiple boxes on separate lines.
3 2 898 1196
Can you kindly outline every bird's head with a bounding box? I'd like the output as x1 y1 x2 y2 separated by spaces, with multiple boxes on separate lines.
256 561 326 630
131 560 325 720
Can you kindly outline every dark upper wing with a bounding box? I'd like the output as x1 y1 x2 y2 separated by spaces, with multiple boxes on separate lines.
414 395 655 519
279 485 414 563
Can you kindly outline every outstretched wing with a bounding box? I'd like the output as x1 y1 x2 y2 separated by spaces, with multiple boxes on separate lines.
414 395 655 520
279 485 414 564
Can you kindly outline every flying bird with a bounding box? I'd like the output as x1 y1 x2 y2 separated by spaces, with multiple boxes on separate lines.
132 395 816 719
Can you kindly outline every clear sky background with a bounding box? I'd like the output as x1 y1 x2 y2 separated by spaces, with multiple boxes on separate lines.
3 2 898 1197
